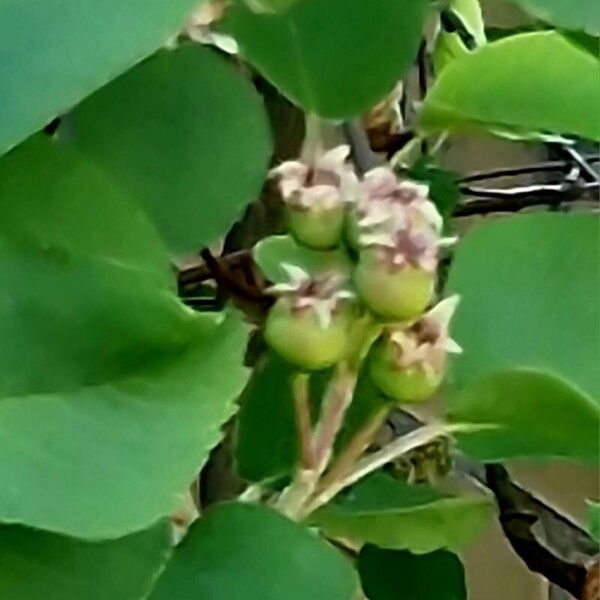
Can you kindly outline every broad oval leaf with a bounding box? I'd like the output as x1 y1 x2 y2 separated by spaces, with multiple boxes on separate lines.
0 0 201 155
420 32 600 141
69 44 272 254
253 234 351 283
0 136 249 537
0 521 171 600
236 354 298 482
359 546 467 600
509 0 600 34
150 502 360 600
0 135 180 394
446 213 600 462
448 370 600 462
312 473 493 553
0 312 248 539
222 0 429 118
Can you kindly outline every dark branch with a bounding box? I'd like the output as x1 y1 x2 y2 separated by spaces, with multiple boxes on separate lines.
486 465 588 599
460 158 599 184
342 119 382 174
386 410 597 600
455 181 599 215
560 147 600 183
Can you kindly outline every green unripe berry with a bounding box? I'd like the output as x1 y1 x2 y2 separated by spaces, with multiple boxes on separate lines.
286 204 345 250
369 340 442 403
265 297 354 370
353 249 435 320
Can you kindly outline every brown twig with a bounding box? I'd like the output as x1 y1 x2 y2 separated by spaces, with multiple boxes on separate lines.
486 464 589 599
313 366 359 475
292 373 315 470
312 406 390 499
460 158 599 183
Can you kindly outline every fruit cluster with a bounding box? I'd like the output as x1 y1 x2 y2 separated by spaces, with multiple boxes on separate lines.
265 145 462 403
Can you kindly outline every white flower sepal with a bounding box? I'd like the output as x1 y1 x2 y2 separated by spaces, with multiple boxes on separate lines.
389 295 462 378
267 264 354 329
270 145 357 210
186 1 239 54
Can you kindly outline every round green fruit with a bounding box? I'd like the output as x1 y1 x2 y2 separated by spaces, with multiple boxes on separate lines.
265 298 354 370
369 341 442 402
286 204 345 250
353 249 434 320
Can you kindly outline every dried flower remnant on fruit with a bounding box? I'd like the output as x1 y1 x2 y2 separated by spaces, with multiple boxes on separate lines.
265 265 356 370
368 296 462 401
271 145 358 249
353 167 456 274
268 264 354 329
388 295 462 379
185 1 239 54
270 145 358 211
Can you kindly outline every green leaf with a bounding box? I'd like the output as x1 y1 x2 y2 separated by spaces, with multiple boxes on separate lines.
0 312 248 539
0 0 201 155
0 135 180 394
0 521 171 600
0 136 250 537
406 157 461 220
222 0 428 118
420 32 600 141
69 44 272 254
253 234 351 282
448 371 600 462
508 0 600 34
433 0 486 74
562 30 600 56
359 546 467 600
587 501 600 543
150 502 360 600
235 355 385 483
313 473 493 553
235 354 299 482
446 213 600 461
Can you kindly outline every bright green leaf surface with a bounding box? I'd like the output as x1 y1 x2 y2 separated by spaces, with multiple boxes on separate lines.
0 135 180 395
69 44 272 254
587 501 600 543
359 546 467 600
0 136 249 537
235 354 299 482
0 521 171 600
421 32 600 141
0 0 201 155
0 312 248 539
433 0 486 74
150 503 360 600
253 234 351 282
446 214 600 461
509 0 600 33
448 371 600 462
313 473 493 553
223 0 428 118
